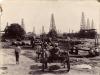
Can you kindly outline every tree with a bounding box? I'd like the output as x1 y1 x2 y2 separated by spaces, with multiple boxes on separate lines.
78 29 97 39
63 33 68 39
2 23 26 40
47 29 58 41
97 0 100 2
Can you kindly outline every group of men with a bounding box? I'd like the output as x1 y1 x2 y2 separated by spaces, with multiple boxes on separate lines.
35 41 70 72
36 42 60 60
36 41 69 63
13 40 60 64
13 38 70 65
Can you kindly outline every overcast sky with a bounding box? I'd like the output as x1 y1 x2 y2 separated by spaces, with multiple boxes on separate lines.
0 0 100 34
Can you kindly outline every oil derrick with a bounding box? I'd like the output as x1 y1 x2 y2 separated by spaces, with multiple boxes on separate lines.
91 19 94 29
69 28 70 34
41 25 46 42
48 13 57 40
33 26 35 34
5 22 9 31
86 18 90 30
72 30 74 33
80 12 86 30
42 25 45 34
57 29 61 34
21 18 25 30
6 22 8 26
32 26 36 37
50 13 56 31
57 30 59 34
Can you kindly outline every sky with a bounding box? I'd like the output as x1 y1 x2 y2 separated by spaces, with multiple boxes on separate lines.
0 0 100 34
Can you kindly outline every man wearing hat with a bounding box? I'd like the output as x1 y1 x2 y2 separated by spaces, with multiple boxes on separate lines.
14 44 21 64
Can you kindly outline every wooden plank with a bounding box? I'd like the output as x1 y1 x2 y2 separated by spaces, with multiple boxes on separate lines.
69 48 90 51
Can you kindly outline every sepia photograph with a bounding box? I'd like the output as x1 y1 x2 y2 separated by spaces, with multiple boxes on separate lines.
0 0 100 75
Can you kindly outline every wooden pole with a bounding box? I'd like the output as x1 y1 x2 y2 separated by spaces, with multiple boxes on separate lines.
0 5 2 48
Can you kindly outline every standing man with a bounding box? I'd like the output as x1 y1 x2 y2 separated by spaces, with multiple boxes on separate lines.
14 44 21 64
36 44 42 60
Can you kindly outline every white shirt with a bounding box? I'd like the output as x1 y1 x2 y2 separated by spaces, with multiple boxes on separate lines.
15 46 21 53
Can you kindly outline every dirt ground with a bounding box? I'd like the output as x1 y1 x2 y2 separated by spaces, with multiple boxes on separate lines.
0 47 100 75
